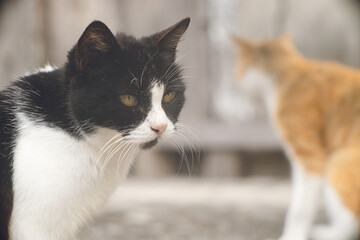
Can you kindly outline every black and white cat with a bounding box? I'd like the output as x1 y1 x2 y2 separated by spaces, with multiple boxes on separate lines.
0 18 190 240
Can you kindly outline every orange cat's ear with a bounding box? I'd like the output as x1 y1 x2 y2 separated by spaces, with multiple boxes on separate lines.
279 33 294 49
232 35 252 50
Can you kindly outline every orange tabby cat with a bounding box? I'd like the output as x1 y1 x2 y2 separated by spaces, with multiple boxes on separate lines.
234 35 360 240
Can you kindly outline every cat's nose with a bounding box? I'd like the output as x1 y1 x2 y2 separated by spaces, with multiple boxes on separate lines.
150 123 168 135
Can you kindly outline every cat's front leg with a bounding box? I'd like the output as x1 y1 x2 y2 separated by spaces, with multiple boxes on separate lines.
279 160 323 240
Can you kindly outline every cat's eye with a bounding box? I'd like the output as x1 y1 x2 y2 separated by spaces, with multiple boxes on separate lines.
119 95 137 107
163 91 176 103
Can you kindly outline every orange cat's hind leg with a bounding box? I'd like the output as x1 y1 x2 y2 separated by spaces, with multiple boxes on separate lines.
280 159 323 240
311 147 360 240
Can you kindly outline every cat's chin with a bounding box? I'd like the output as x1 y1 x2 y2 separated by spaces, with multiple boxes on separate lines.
140 138 158 149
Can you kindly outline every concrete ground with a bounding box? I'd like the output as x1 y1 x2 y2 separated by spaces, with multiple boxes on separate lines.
79 178 291 240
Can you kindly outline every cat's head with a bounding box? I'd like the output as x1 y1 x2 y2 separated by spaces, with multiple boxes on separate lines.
66 18 190 149
233 34 298 78
233 35 298 96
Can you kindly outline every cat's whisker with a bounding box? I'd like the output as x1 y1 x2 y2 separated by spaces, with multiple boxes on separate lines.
174 131 197 171
161 51 191 80
122 144 138 169
179 131 201 172
165 69 195 83
176 123 203 148
108 144 130 179
104 139 129 164
97 137 125 169
176 133 197 174
168 75 196 82
99 140 134 178
161 61 180 81
175 123 203 169
115 140 137 179
164 67 191 83
93 134 124 172
98 133 123 154
100 135 124 158
99 144 126 176
166 77 195 87
116 141 134 166
164 68 183 81
128 68 139 87
168 139 185 175
170 134 192 176
140 56 152 86
97 136 130 176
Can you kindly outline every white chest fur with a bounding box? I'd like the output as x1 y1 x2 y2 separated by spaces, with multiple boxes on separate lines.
10 114 138 240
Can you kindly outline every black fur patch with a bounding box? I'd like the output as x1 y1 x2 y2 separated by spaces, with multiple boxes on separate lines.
0 94 16 240
141 139 159 149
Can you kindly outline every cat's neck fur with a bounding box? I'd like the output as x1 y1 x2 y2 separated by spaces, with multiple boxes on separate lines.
240 67 278 113
11 66 92 139
255 55 306 110
267 54 305 82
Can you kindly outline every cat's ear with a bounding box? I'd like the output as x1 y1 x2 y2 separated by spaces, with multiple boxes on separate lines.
75 21 118 70
280 33 292 42
279 33 295 49
154 18 190 61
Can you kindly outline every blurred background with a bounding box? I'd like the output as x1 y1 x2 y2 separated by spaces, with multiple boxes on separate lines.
1 0 360 239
